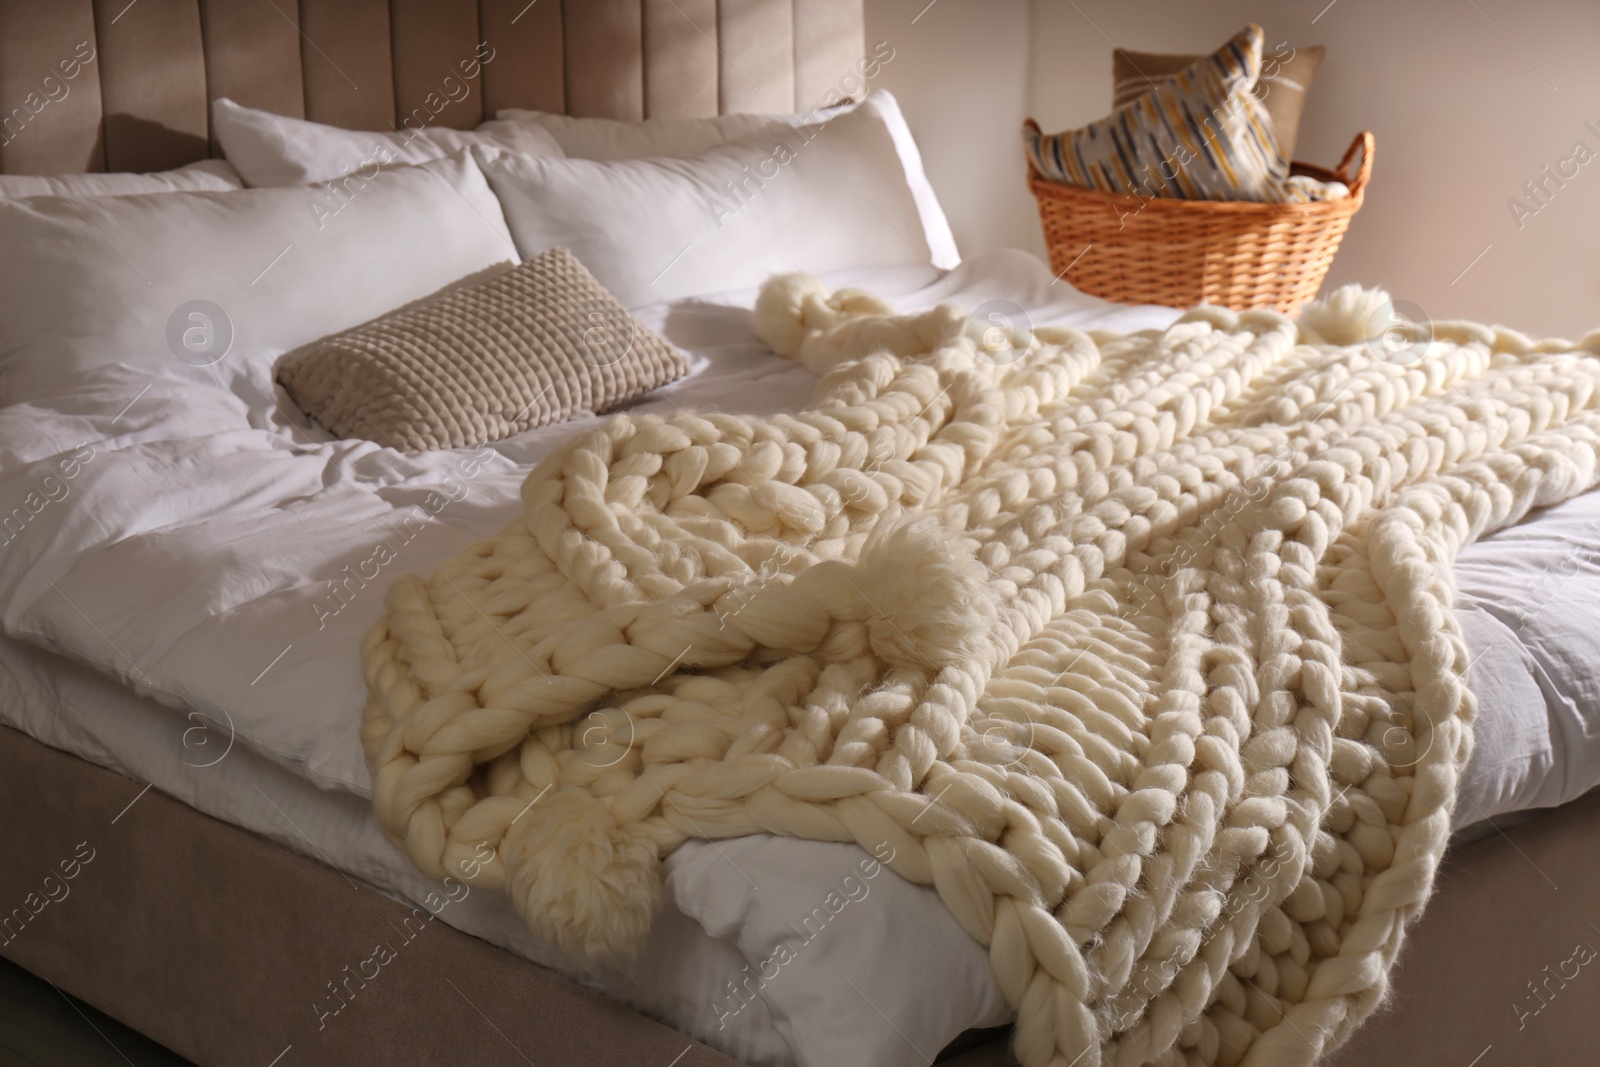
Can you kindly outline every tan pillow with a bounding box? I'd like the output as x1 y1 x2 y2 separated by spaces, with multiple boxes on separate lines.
277 247 690 452
1112 43 1325 160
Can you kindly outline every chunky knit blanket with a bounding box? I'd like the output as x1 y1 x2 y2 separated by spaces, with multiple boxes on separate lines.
362 277 1600 1067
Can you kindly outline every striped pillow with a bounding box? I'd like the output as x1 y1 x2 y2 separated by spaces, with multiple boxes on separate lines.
1024 25 1344 205
1112 44 1325 161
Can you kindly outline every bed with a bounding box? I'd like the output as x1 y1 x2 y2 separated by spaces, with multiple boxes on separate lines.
1 3 1598 1066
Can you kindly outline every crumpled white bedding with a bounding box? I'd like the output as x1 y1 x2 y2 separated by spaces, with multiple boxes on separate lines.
1 249 1597 1067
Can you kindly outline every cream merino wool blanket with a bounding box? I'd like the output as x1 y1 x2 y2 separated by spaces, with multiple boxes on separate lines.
361 277 1600 1067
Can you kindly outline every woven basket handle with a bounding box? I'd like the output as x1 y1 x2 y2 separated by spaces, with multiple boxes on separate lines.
1334 131 1375 196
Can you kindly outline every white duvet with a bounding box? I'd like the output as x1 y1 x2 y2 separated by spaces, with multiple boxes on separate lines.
2 250 1598 1066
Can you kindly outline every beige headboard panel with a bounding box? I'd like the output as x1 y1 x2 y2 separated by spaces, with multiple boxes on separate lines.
0 0 866 176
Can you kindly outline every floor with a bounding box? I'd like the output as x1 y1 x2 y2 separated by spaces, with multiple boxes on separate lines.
0 956 193 1067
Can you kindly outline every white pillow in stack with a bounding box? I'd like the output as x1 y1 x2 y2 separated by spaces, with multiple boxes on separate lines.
0 154 516 403
476 93 952 308
500 91 958 270
0 160 242 198
211 97 564 187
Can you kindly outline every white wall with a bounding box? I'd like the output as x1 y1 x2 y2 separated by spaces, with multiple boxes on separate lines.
863 0 1037 256
868 0 1600 338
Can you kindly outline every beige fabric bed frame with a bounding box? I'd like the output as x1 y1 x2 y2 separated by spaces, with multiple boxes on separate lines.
0 0 864 175
1 1 1597 1064
7 718 1598 1066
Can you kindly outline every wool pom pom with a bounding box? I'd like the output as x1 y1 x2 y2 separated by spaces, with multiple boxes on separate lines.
501 790 661 962
754 272 832 358
1297 284 1394 346
856 515 997 671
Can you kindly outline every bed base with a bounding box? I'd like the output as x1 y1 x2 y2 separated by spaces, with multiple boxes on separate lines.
6 718 1598 1066
0 725 740 1067
947 793 1600 1065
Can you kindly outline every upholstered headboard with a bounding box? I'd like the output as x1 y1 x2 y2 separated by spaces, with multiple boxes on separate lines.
0 0 866 175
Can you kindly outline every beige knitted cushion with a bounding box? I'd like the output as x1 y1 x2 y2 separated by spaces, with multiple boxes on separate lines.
277 247 690 452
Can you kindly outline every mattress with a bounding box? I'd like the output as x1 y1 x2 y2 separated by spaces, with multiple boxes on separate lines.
2 250 1598 1067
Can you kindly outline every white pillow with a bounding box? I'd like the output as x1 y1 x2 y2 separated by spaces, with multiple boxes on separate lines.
0 153 516 404
212 97 564 187
0 160 242 198
500 105 807 161
475 99 940 309
499 91 959 270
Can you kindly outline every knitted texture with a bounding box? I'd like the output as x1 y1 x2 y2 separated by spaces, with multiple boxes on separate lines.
361 276 1600 1067
278 247 689 452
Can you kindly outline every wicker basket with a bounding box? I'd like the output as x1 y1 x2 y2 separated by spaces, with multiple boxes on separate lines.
1028 131 1374 314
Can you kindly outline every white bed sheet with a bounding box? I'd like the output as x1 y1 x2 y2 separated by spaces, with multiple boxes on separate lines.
0 251 1158 1067
2 250 1598 1066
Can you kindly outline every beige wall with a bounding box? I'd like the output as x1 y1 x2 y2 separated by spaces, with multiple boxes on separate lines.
868 0 1600 338
864 0 1038 256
